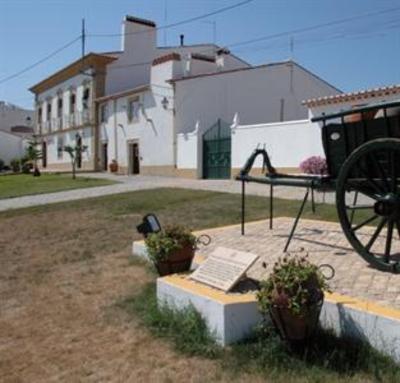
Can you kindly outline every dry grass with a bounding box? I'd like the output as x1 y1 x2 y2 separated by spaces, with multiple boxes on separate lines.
0 188 277 382
0 188 396 382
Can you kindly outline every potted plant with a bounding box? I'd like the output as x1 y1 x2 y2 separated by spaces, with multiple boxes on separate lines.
109 159 118 173
145 225 197 276
257 255 330 347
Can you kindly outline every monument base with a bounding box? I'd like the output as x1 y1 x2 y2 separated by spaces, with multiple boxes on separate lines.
157 274 261 346
157 274 400 362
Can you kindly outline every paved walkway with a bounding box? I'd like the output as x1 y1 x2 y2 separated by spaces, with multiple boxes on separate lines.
0 173 335 212
196 217 400 310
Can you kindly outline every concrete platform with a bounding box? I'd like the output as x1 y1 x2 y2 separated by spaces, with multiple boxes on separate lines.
157 274 400 362
133 218 400 360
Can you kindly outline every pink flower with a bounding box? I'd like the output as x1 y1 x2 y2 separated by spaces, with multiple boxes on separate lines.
299 156 328 175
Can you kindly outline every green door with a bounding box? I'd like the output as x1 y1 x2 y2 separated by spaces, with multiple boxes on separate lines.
203 119 231 179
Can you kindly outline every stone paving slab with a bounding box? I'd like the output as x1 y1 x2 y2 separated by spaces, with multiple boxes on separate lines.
196 218 400 310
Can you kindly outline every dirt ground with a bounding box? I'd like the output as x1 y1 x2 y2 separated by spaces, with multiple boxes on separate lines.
0 207 258 383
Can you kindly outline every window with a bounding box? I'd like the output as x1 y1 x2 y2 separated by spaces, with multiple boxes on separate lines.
46 102 52 121
57 97 63 118
70 93 76 113
100 104 107 123
37 107 42 123
57 136 64 159
127 97 140 123
83 88 90 110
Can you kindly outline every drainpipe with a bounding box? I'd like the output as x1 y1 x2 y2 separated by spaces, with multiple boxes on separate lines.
172 82 177 170
113 99 118 161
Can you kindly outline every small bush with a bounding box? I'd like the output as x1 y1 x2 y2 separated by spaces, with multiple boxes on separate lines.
300 156 328 175
10 158 21 173
0 158 4 171
21 162 31 174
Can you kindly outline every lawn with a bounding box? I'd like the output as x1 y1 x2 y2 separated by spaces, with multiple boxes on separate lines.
0 173 117 199
0 188 397 382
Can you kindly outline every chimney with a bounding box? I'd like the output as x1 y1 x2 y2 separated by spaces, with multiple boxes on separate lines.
216 48 229 70
183 54 191 77
180 34 185 47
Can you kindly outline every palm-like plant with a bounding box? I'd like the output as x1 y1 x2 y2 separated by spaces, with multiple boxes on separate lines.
25 139 42 177
64 144 88 179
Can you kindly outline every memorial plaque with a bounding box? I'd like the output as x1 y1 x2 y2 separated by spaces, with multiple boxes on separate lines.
190 247 259 292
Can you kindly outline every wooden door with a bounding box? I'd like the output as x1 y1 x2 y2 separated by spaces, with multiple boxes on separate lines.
132 143 140 174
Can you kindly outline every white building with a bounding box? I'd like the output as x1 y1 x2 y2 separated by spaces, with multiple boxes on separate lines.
94 16 341 178
0 101 33 166
29 53 117 171
30 15 342 178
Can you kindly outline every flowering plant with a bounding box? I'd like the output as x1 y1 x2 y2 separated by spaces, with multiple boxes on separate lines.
299 156 328 175
257 255 329 316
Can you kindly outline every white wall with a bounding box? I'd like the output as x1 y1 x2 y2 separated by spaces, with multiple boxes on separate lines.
0 131 25 165
105 19 156 95
100 86 174 170
177 124 200 176
176 119 324 174
231 119 324 170
44 127 92 167
174 61 340 136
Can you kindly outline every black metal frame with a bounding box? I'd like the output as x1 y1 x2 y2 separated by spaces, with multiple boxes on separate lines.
238 149 321 252
236 100 400 271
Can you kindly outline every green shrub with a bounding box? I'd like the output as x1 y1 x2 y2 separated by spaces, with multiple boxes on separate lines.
0 158 4 171
145 225 196 263
21 162 31 174
10 158 21 173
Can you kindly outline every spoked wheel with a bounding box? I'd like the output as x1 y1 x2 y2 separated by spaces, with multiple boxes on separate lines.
336 138 400 272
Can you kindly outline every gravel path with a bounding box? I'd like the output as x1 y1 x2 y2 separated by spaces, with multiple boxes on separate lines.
0 173 336 212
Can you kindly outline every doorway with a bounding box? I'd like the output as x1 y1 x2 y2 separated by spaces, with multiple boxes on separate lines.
128 141 140 175
42 141 47 168
101 143 108 171
203 119 231 179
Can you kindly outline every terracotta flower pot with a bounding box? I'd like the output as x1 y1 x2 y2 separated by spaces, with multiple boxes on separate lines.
155 243 195 276
269 297 323 345
109 162 118 173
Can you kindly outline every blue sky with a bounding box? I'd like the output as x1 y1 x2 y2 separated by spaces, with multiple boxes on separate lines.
1 0 400 109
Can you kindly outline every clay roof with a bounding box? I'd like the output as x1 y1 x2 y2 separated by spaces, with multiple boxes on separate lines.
303 84 400 107
29 53 117 94
152 53 181 66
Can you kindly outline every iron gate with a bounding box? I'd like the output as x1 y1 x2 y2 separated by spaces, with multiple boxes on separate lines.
203 119 231 179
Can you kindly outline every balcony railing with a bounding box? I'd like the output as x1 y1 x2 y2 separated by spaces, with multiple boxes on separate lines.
37 109 93 134
53 117 63 131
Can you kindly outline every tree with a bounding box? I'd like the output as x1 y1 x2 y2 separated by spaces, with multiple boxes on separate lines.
63 144 88 179
25 138 42 177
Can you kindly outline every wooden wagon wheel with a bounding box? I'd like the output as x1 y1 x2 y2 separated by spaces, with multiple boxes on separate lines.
336 138 400 273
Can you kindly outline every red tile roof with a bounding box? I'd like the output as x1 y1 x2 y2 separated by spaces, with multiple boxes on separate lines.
303 84 400 107
152 53 181 66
